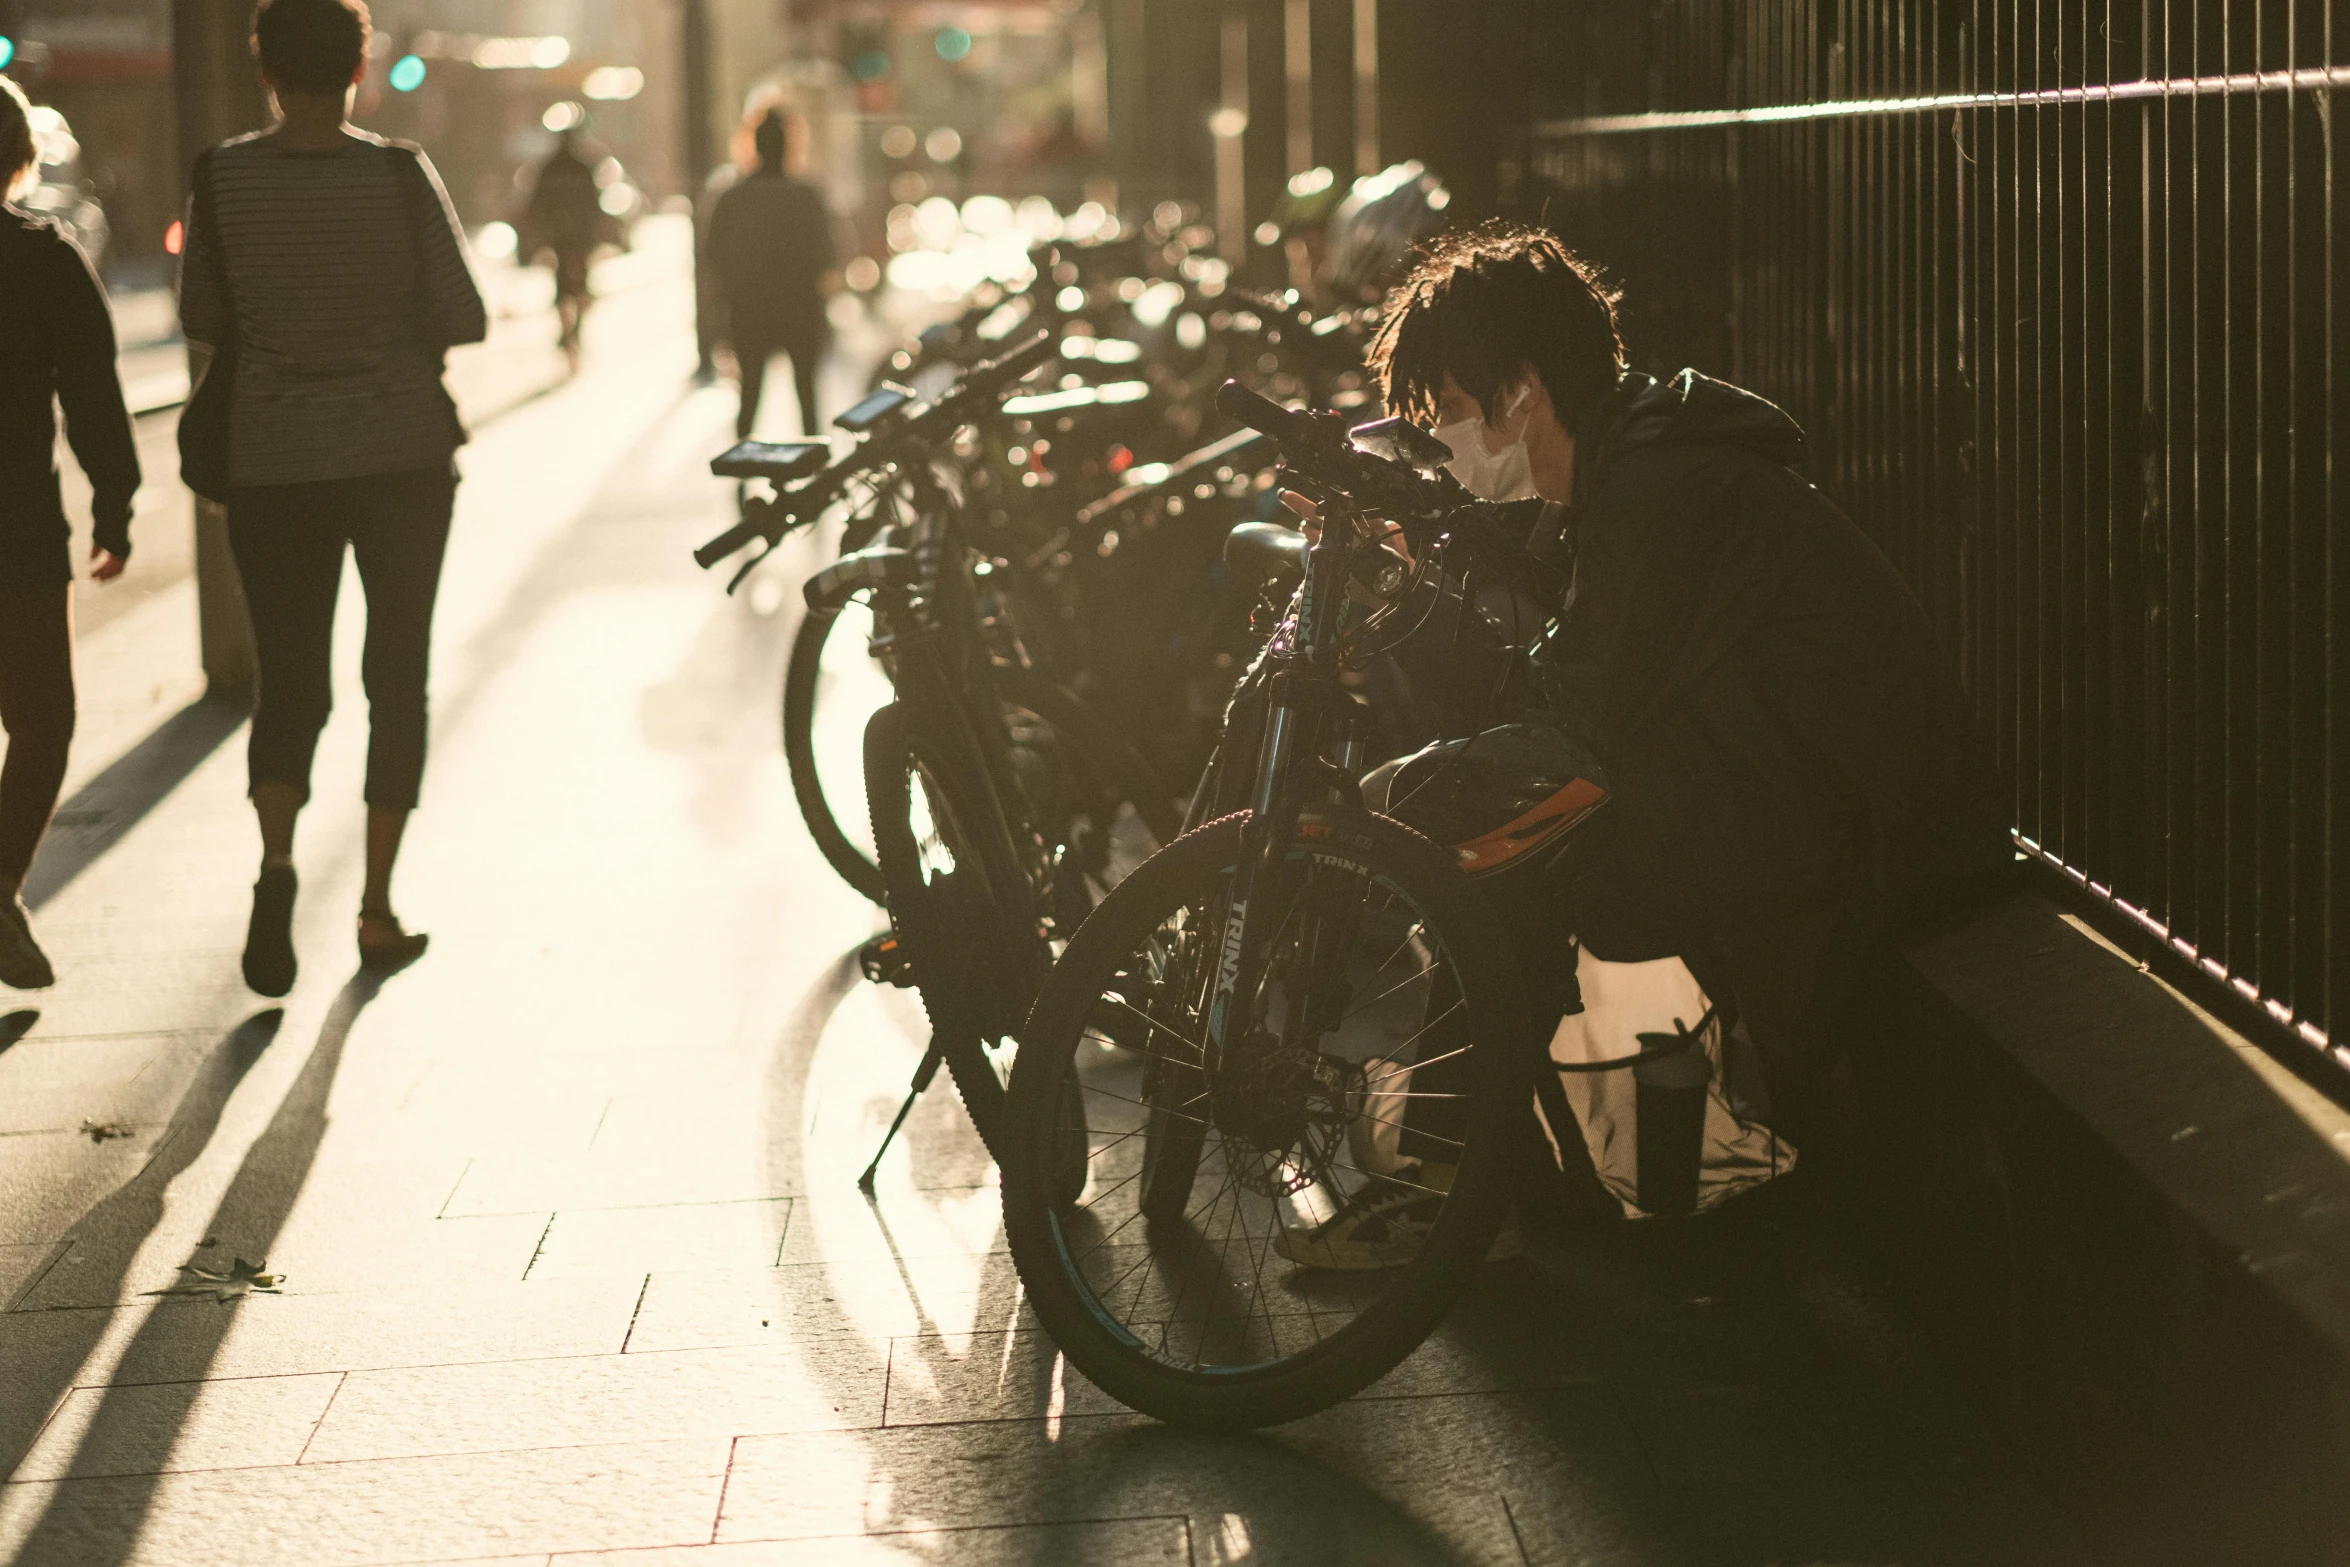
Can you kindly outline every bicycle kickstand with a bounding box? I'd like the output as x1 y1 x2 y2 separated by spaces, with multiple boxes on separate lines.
858 1032 948 1194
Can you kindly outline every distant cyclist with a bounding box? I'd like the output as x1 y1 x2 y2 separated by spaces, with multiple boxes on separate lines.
521 128 603 364
706 108 838 439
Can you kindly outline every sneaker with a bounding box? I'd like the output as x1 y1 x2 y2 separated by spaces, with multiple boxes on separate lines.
0 896 55 989
1274 1162 1524 1271
243 865 298 997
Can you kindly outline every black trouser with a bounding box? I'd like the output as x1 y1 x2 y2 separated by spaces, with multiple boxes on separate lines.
0 583 73 887
227 466 455 811
734 330 824 439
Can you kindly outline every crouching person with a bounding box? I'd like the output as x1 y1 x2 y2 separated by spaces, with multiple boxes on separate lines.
1279 223 2009 1266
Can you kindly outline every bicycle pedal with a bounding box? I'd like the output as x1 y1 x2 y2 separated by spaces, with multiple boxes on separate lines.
859 933 916 987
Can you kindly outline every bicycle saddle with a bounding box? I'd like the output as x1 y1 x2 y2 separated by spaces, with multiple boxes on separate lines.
1224 521 1308 583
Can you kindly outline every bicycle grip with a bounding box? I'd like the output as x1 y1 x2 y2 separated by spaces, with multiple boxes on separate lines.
1214 380 1314 442
694 513 767 570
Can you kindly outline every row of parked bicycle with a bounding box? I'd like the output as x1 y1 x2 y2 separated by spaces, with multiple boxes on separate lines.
693 223 1586 1431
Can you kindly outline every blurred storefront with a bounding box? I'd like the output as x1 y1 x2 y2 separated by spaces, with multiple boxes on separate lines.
356 0 683 230
0 0 176 275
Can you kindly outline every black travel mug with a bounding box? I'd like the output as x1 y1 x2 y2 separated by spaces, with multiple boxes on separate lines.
1633 1025 1711 1217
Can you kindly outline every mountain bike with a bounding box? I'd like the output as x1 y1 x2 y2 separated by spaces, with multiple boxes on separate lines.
999 383 1585 1429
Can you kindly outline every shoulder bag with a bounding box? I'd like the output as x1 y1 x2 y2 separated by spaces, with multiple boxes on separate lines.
176 147 237 504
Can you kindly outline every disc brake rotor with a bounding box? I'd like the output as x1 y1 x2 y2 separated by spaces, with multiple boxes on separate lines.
1210 1031 1356 1197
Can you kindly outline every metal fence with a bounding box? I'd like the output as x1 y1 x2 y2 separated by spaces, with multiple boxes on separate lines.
1527 1 2347 1071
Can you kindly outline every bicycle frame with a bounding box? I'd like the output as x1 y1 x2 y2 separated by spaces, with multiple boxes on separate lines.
859 466 1041 904
1200 501 1368 1062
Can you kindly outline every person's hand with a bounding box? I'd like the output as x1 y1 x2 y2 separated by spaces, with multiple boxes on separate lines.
1279 489 1320 543
89 544 128 582
1279 490 1414 567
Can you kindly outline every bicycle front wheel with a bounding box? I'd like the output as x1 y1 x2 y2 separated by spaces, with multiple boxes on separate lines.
786 601 892 904
1001 808 1532 1429
866 701 1049 1165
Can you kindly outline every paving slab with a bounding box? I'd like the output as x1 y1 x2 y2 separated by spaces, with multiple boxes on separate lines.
622 1253 1036 1356
0 1130 178 1247
0 1437 733 1567
0 1034 198 1135
301 1341 887 1465
526 1201 793 1279
12 1371 344 1482
0 1243 62 1308
552 1518 1191 1564
717 1393 1671 1567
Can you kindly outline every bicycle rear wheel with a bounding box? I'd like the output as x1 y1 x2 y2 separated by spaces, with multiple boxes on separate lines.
1001 809 1531 1429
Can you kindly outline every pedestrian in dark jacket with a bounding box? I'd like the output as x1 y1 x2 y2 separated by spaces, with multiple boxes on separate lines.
706 109 837 439
179 0 486 996
520 128 603 362
1369 222 2009 1144
0 74 139 988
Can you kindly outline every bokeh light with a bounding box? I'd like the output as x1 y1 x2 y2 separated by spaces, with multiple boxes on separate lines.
959 194 1012 236
388 53 426 91
924 127 963 163
0 37 16 71
852 51 890 83
473 222 518 262
879 124 917 159
934 27 973 61
541 100 584 132
582 66 643 101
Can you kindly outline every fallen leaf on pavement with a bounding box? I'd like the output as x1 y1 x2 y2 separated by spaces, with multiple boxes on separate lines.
149 1257 284 1303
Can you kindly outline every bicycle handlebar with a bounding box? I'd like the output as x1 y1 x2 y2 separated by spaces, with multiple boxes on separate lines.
1214 380 1558 601
1213 380 1452 519
694 331 1060 572
693 503 775 570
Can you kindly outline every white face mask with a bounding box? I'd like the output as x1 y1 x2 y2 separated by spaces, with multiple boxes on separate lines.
1435 384 1537 503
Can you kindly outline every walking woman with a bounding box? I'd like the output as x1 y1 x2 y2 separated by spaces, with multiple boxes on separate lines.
0 76 139 989
179 0 486 996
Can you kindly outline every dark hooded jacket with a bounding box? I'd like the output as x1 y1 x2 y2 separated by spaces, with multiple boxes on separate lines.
1533 370 2009 1106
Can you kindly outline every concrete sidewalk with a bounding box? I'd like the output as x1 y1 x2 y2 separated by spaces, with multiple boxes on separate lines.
2 272 2086 1567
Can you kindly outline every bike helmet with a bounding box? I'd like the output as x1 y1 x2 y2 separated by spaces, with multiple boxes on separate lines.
1322 161 1453 302
1362 722 1607 887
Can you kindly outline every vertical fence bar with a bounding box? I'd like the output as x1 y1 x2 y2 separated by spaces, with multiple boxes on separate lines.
1525 0 2348 1073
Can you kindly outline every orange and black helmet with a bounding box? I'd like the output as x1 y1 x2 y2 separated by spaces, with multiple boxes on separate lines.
1362 723 1608 885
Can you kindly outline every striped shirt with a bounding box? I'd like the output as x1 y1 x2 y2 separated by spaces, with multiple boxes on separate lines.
179 130 487 490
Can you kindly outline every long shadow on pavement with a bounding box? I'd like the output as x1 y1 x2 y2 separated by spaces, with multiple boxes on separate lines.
3 977 373 1567
0 1009 281 1475
23 694 247 912
753 955 1498 1566
1435 1197 2096 1567
0 1010 37 1056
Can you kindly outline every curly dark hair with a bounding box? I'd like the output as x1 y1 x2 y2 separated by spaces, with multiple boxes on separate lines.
251 0 370 99
1367 222 1625 433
